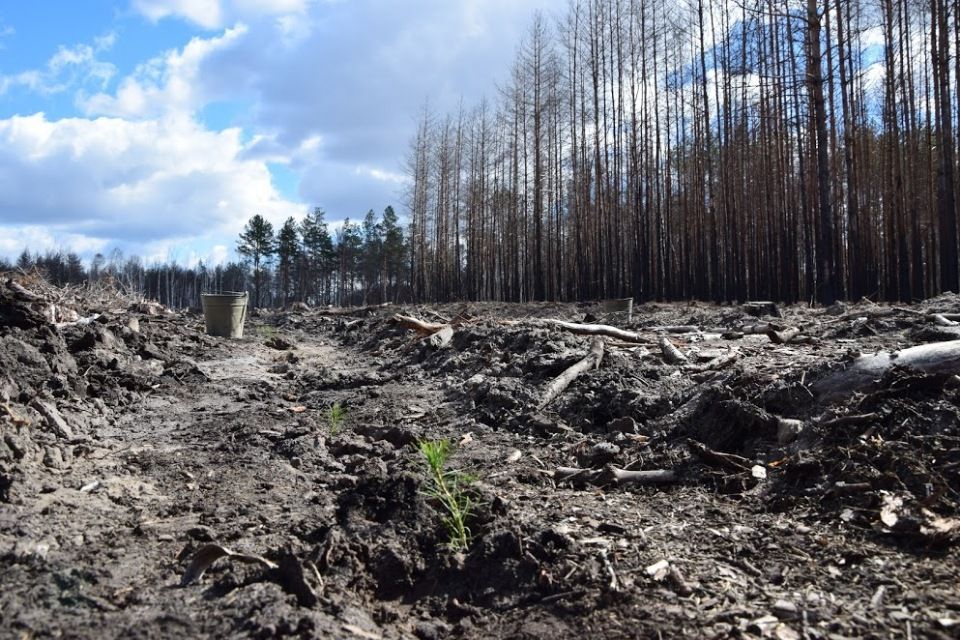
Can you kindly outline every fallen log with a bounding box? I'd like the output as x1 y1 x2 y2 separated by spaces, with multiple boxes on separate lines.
930 313 959 327
812 340 960 399
539 338 604 408
544 319 646 342
658 335 689 365
653 325 700 334
391 314 449 335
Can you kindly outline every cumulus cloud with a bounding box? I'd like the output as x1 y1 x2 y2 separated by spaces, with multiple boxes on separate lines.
132 0 310 30
1 0 558 262
79 25 248 118
0 112 302 247
0 32 117 97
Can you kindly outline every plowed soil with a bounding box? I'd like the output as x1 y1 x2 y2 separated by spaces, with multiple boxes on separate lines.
2 278 958 639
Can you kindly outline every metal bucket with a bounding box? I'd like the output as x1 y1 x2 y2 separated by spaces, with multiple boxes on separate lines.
201 292 248 338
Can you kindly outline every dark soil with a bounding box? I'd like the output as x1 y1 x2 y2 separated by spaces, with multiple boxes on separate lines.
2 277 958 639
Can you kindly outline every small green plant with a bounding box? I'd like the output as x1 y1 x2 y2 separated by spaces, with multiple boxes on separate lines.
257 324 278 340
419 439 476 550
327 401 346 435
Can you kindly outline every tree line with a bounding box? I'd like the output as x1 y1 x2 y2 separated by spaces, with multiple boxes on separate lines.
404 0 960 304
5 206 408 310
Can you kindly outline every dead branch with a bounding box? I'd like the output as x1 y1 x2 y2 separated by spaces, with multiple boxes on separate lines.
686 439 751 472
544 319 646 342
539 339 604 408
391 314 449 335
819 412 881 428
658 335 689 365
683 351 739 372
652 325 700 334
599 466 678 485
554 465 677 486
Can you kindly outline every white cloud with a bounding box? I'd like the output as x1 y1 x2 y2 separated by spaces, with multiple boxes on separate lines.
2 0 558 261
0 225 108 259
134 0 223 29
132 0 310 30
0 32 117 97
79 25 248 118
0 112 303 259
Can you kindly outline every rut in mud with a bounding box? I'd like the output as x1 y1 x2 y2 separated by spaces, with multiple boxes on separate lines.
1 276 959 639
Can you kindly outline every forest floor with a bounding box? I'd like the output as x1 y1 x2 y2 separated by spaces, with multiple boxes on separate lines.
1 275 959 639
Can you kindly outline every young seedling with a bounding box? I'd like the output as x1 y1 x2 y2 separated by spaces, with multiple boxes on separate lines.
257 324 279 340
327 401 346 435
419 439 476 550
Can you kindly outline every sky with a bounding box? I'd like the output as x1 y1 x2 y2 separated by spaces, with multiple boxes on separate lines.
0 0 555 266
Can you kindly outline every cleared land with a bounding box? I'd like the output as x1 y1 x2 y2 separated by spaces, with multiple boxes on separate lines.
1 276 958 638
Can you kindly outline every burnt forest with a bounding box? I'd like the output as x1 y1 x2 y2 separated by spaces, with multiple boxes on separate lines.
1 1 960 639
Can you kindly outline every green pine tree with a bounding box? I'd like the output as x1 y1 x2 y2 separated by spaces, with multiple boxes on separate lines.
300 207 335 304
237 214 276 307
276 216 300 305
381 206 406 302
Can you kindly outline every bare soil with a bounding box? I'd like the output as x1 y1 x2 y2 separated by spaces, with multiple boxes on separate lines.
1 278 959 639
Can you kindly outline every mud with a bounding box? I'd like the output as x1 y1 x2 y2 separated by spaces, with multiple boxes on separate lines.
1 277 959 639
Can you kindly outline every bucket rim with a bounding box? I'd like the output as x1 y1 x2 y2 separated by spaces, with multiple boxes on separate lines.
202 291 248 298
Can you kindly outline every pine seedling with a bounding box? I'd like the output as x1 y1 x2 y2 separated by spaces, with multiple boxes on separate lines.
419 439 475 550
327 402 346 435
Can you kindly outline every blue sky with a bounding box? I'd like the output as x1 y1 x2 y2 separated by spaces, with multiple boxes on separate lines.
0 0 555 266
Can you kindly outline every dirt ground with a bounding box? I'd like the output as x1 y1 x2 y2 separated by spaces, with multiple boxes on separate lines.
1 276 959 639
